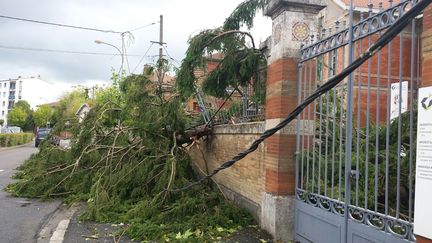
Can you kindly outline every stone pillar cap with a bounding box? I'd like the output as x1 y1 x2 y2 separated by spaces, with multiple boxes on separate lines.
264 0 327 18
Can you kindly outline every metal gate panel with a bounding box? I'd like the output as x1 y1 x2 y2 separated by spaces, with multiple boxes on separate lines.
295 201 344 243
294 0 422 242
347 220 412 243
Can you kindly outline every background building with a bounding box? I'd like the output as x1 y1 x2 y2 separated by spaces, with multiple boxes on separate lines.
0 76 54 126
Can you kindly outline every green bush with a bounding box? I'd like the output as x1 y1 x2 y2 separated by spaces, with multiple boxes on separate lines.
0 133 34 147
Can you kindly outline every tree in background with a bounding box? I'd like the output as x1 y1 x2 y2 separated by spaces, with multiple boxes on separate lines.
50 89 88 131
33 105 53 128
8 107 26 128
8 101 34 131
14 100 31 113
176 0 267 101
0 119 4 126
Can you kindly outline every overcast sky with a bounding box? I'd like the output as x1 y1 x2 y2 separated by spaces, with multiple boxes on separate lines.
0 0 271 100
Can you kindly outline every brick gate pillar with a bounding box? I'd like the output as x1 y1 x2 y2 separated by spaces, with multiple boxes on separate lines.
417 4 432 243
261 0 325 241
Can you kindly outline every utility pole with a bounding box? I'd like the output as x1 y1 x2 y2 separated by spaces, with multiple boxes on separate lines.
151 15 165 85
158 15 163 85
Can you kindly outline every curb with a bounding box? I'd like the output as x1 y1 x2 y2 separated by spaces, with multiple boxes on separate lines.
37 204 78 243
0 141 35 152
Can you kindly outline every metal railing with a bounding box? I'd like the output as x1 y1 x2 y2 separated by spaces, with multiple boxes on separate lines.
296 0 421 241
192 85 265 127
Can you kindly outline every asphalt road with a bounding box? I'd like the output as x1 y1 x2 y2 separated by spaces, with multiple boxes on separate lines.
0 144 61 243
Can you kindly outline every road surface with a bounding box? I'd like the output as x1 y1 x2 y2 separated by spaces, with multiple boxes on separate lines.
0 144 61 243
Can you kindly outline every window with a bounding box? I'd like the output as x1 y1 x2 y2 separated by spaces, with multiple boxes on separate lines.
1 110 4 116
3 83 6 88
2 101 4 107
2 92 5 98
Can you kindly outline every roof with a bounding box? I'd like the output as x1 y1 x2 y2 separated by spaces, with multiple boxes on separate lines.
337 0 391 9
206 53 224 60
149 73 175 84
143 65 175 85
75 103 90 116
37 101 59 108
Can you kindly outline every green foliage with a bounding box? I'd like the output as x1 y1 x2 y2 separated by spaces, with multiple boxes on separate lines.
0 133 34 147
8 105 28 128
34 105 53 128
223 0 267 30
7 73 253 241
51 89 88 133
176 0 267 101
14 100 31 113
11 100 34 131
0 119 4 126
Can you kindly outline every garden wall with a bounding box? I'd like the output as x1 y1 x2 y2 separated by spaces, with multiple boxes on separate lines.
188 122 265 221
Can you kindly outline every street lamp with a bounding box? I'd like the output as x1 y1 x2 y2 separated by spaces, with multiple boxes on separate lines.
94 40 124 76
38 97 50 107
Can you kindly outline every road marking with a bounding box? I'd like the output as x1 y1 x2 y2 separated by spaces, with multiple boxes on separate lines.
49 219 71 243
0 169 4 172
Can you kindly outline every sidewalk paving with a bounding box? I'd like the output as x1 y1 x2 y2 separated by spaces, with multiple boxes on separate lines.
62 207 134 243
0 141 35 152
60 205 274 243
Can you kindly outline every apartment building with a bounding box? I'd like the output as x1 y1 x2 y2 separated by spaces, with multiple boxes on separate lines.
0 76 53 126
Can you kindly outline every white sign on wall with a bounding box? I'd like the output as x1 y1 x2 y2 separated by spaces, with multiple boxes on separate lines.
390 81 408 120
414 86 432 240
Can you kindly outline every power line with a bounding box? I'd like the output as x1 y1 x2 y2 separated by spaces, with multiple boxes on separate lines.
0 44 146 57
0 14 123 34
129 22 157 32
132 43 155 73
163 45 181 66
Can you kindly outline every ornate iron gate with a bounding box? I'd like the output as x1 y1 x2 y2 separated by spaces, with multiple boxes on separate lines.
295 0 421 242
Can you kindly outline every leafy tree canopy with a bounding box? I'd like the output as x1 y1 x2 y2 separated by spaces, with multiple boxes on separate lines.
7 100 34 131
34 105 53 128
14 100 31 114
176 0 267 99
51 89 88 131
7 106 27 128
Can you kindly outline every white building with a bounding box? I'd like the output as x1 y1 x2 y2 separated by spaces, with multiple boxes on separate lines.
0 76 55 126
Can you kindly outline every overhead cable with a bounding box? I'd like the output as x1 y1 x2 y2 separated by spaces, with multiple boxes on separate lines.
0 44 144 57
0 14 123 34
163 45 181 66
132 43 155 73
129 22 157 32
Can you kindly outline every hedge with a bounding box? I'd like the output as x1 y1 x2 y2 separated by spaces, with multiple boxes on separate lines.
0 133 34 147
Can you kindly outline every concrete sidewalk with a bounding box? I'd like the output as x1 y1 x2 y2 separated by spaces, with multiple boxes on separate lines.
47 205 274 243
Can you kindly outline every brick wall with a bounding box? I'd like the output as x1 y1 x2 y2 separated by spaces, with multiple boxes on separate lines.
188 122 265 220
353 33 421 126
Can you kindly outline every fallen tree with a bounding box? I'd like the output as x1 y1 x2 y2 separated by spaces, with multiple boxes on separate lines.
7 74 252 241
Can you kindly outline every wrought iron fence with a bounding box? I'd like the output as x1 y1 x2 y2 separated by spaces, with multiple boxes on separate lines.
191 84 265 127
296 0 421 241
